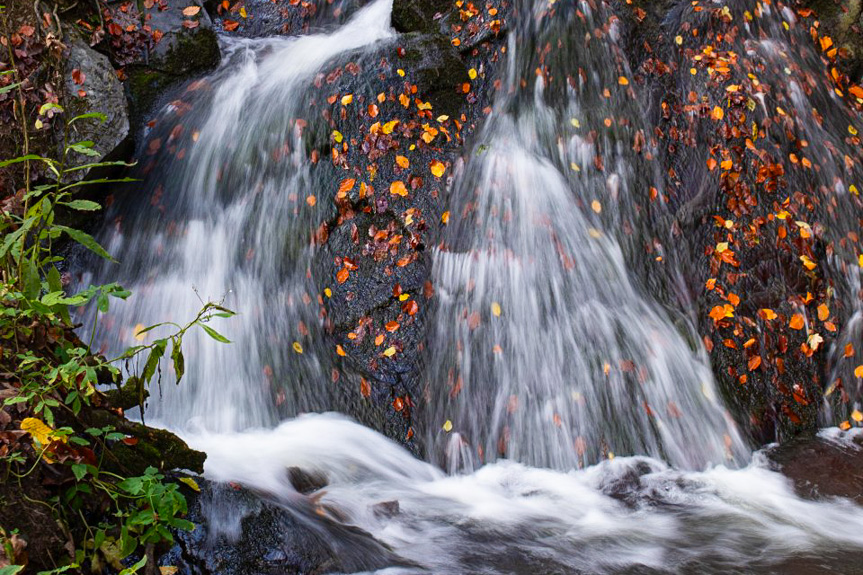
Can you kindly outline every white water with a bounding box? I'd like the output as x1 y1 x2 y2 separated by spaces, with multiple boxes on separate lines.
83 0 396 431
185 413 863 574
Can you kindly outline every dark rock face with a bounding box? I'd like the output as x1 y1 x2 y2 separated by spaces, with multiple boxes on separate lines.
124 0 221 121
392 0 451 34
614 0 863 445
767 433 863 502
64 37 131 176
163 480 407 574
205 0 368 37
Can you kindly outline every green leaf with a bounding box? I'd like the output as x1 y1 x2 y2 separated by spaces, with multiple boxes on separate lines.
201 324 231 344
0 216 35 257
0 80 22 95
66 142 101 157
171 337 185 384
0 566 25 575
69 112 107 125
118 556 147 575
54 225 116 262
71 463 88 481
63 199 101 211
23 259 41 300
38 103 64 116
117 476 144 495
141 339 167 384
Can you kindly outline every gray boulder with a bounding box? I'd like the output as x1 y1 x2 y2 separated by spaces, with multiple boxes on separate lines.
64 37 130 175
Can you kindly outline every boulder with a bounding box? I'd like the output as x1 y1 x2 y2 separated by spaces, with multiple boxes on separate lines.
63 36 130 175
126 0 220 121
163 480 409 574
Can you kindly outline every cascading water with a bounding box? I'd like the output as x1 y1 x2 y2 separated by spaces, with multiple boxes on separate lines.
81 0 396 431
425 0 746 472
77 0 863 572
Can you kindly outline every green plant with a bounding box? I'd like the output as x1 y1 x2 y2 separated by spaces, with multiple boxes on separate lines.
0 107 233 572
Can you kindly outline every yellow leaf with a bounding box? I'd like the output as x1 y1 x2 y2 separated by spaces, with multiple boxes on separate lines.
293 342 303 354
430 160 445 178
675 35 683 45
491 302 501 317
468 68 477 79
591 200 602 213
239 6 247 17
341 94 353 106
382 120 399 135
441 211 450 224
21 417 58 446
324 288 332 298
855 365 863 378
442 420 453 432
390 181 408 196
383 346 396 357
715 242 729 254
712 106 724 120
178 477 200 492
133 323 147 341
332 130 343 143
853 410 863 423
397 69 405 77
800 254 816 270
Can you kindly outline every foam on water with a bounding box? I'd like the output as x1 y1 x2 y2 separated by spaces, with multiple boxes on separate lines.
187 413 863 574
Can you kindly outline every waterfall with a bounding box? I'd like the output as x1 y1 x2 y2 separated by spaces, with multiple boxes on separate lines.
75 0 863 571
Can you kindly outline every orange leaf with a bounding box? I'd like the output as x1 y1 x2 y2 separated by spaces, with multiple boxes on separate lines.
360 377 371 397
712 106 724 120
336 268 349 284
817 304 830 321
707 158 717 171
182 5 201 16
374 334 385 346
339 178 356 194
748 355 762 371
385 321 399 332
396 155 409 169
759 308 777 320
789 314 805 330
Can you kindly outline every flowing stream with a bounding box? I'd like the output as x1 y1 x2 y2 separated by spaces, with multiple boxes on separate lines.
79 0 863 572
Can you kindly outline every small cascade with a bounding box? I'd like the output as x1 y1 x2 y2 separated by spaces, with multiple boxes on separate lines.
425 0 746 471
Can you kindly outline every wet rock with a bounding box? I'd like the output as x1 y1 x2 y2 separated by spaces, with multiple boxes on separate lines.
371 499 400 518
63 36 130 176
206 0 367 37
126 0 220 120
287 466 328 494
306 31 468 448
163 480 409 574
392 0 450 34
804 0 863 81
767 432 863 502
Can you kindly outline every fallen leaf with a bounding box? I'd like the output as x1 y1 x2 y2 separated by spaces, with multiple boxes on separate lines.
789 314 805 330
430 160 445 178
182 5 201 16
390 181 408 196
